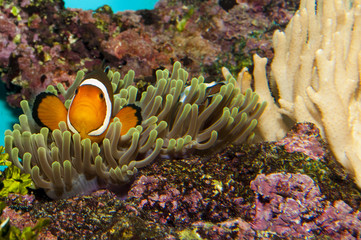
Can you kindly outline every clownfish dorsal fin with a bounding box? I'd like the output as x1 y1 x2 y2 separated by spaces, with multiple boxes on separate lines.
114 104 142 135
32 92 68 130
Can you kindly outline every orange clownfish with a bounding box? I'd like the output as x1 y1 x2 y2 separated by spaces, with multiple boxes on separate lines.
32 69 142 143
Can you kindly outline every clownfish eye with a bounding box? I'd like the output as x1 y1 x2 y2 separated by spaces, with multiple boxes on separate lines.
99 93 104 99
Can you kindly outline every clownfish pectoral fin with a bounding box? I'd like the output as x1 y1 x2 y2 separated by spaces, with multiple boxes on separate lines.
114 104 142 135
32 92 68 130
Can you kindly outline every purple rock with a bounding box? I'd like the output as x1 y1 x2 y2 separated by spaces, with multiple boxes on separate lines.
250 173 361 239
276 122 326 160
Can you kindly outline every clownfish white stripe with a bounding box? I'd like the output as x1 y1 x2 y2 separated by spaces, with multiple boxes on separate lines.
67 95 79 134
81 78 112 136
67 78 113 136
67 116 79 134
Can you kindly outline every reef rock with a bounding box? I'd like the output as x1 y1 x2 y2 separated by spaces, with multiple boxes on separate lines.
0 0 297 107
3 122 361 239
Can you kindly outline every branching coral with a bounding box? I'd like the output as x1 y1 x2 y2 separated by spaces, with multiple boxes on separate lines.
229 0 361 187
4 62 266 199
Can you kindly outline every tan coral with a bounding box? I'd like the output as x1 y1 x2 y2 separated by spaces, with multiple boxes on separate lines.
5 62 266 199
238 0 361 187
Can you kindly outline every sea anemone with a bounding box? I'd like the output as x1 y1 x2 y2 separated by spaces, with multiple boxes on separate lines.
5 62 266 199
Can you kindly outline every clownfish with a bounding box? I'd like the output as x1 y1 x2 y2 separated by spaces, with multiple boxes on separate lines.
179 81 226 103
32 69 142 143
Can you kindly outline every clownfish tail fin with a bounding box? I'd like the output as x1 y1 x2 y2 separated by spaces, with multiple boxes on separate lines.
115 104 142 135
127 104 142 125
32 92 68 131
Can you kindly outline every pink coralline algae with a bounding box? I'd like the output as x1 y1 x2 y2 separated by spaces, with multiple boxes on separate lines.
276 122 326 160
0 13 17 64
2 194 55 239
251 173 361 239
2 207 35 230
128 175 207 226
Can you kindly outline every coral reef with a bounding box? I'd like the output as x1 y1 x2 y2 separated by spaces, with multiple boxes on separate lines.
245 0 361 188
4 0 360 238
0 0 298 107
4 62 266 199
3 123 361 239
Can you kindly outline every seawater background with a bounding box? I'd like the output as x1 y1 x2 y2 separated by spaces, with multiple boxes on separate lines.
0 83 22 148
0 83 22 170
0 1 158 150
64 0 159 12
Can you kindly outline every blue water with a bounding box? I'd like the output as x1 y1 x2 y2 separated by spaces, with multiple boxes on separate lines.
0 82 22 170
0 82 22 148
64 0 159 12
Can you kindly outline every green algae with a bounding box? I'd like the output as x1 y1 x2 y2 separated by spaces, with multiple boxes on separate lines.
178 228 202 240
94 14 111 33
0 147 34 198
176 6 194 32
103 208 173 239
95 4 113 15
27 14 40 27
10 6 21 21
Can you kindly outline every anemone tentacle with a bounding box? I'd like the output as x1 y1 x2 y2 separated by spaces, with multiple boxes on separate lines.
5 62 266 199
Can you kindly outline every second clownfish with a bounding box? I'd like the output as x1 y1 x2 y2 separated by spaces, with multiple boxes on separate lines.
32 69 142 143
